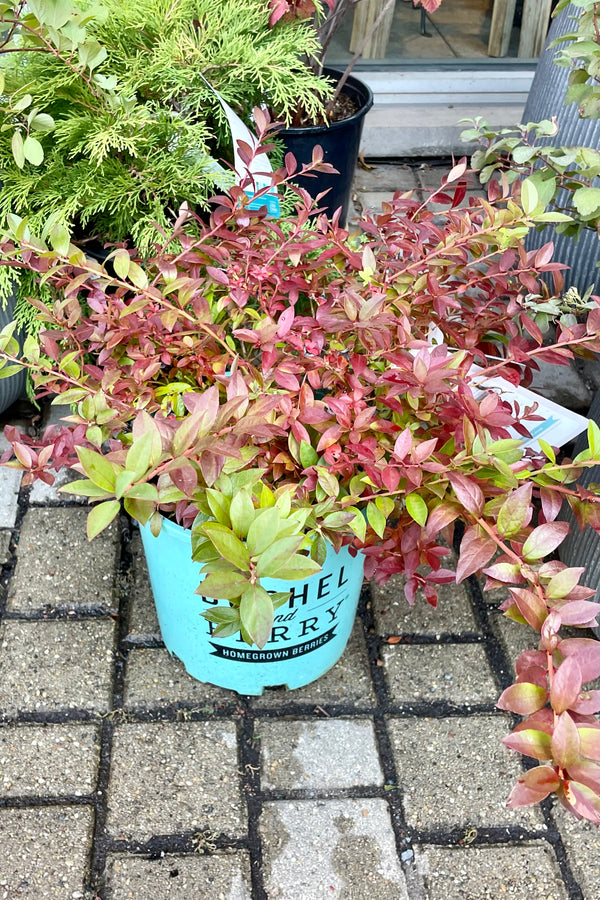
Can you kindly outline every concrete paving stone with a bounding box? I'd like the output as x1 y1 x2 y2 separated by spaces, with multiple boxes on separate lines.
357 191 400 215
260 798 408 900
0 723 99 797
0 619 115 716
260 719 383 791
371 575 479 634
106 721 244 841
382 643 498 706
249 623 375 709
7 507 118 612
0 805 93 899
387 716 546 830
352 163 419 193
0 464 21 528
127 530 161 640
29 467 83 503
124 648 235 709
105 852 252 900
554 804 600 900
0 529 11 565
414 843 569 900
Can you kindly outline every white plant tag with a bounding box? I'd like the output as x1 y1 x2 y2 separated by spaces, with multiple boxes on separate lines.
468 367 589 451
201 76 280 217
420 323 589 451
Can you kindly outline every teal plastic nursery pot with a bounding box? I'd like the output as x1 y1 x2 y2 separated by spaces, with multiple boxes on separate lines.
139 517 365 695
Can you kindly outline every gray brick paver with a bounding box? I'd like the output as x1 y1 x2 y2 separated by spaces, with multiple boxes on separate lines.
554 805 600 900
383 643 498 705
260 798 409 899
388 715 546 830
414 843 569 900
0 619 115 716
124 647 234 708
0 806 93 899
106 721 245 841
104 853 252 900
372 576 479 634
0 723 99 796
260 719 383 791
7 507 118 612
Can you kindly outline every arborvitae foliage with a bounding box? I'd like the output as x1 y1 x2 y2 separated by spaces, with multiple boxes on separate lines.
0 0 329 273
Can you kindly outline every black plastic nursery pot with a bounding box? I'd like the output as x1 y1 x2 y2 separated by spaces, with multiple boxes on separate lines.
0 293 27 416
279 68 373 226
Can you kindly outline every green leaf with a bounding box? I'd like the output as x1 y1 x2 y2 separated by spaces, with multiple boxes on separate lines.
126 432 154 480
274 553 322 581
246 507 281 556
497 484 532 538
521 177 539 215
406 493 428 526
59 479 113 499
49 223 71 256
299 441 319 468
588 420 600 458
112 249 131 281
240 584 274 648
254 535 304 578
76 446 118 491
12 93 32 112
127 261 149 289
573 186 600 219
11 130 25 169
200 522 250 571
23 135 44 166
198 570 250 601
30 112 55 133
122 482 159 501
366 501 386 538
86 500 120 539
229 489 255 539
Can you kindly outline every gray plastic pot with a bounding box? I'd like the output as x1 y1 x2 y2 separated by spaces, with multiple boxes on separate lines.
0 291 27 416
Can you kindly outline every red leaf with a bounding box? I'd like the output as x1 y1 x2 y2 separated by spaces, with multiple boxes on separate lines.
560 780 600 823
497 682 548 715
522 522 570 561
424 503 459 540
551 712 581 768
571 690 600 715
503 728 553 761
456 526 496 582
393 427 412 460
509 587 548 632
559 638 600 682
550 656 583 714
448 472 484 517
540 487 563 523
557 600 599 626
506 764 561 809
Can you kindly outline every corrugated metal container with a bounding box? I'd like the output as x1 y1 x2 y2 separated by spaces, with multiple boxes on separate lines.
522 4 600 295
0 292 27 416
559 391 600 637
